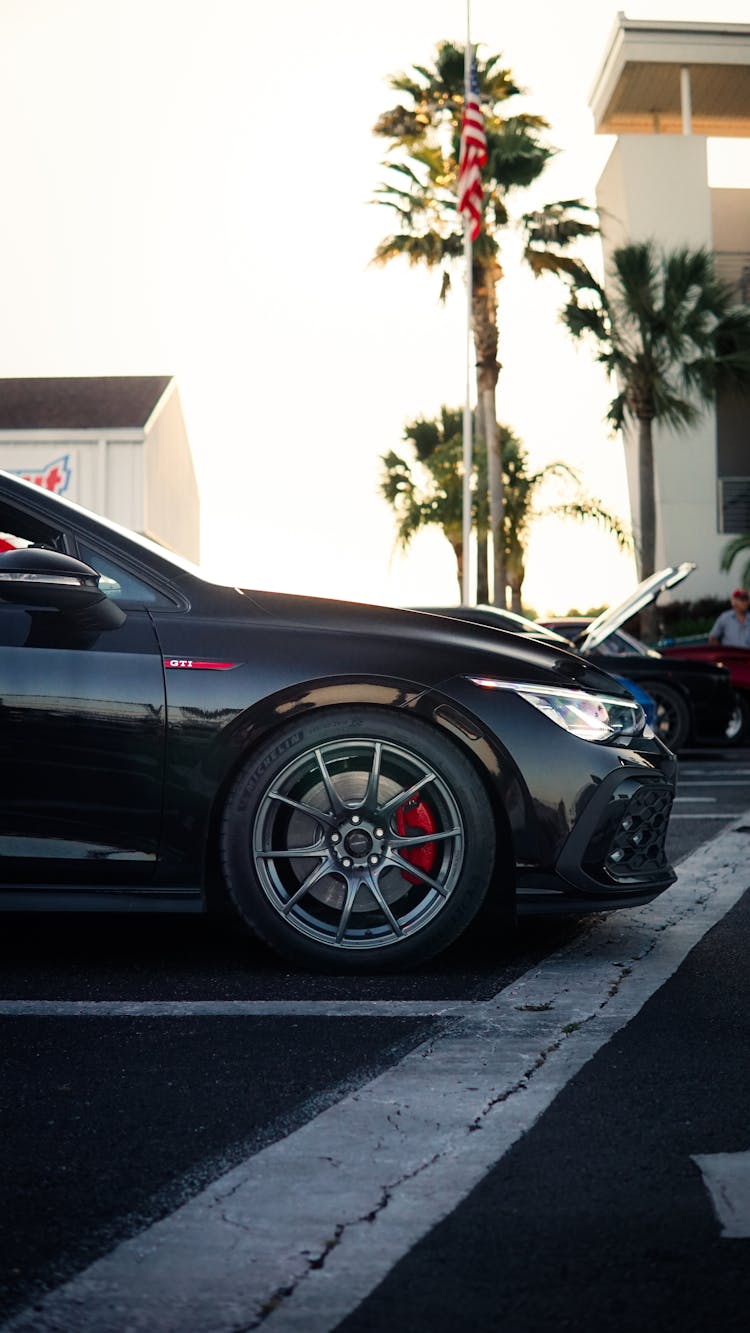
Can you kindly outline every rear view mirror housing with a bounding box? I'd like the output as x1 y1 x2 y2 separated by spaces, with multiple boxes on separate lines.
0 547 126 628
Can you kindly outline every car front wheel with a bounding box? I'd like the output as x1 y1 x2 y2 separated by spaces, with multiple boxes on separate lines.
220 708 497 972
725 691 750 746
643 681 691 752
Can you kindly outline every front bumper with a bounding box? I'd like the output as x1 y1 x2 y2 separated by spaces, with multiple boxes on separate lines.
516 765 675 912
420 676 678 916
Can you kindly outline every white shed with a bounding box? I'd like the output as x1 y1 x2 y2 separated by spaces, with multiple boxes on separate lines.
0 376 200 562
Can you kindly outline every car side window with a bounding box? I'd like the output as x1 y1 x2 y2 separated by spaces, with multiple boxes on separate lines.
76 541 173 608
0 501 63 553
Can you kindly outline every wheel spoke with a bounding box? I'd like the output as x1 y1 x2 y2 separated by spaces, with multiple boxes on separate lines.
267 791 338 828
336 878 363 942
390 827 460 849
314 747 348 816
364 867 404 938
280 857 337 915
378 771 436 819
386 850 452 896
257 841 326 859
362 741 383 810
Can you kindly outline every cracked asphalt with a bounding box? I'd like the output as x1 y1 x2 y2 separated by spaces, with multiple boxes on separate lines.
1 748 749 1331
337 889 750 1333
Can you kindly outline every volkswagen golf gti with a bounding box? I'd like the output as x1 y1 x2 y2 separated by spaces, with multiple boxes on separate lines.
0 471 678 972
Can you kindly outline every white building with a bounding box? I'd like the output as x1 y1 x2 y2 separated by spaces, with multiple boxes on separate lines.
0 376 199 562
590 14 750 597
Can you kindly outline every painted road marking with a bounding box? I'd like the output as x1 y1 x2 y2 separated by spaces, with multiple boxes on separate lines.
679 768 750 775
671 813 735 820
3 820 750 1333
693 1150 750 1238
0 999 473 1018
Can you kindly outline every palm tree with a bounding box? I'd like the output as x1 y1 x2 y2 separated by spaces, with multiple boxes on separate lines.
720 533 750 589
380 408 630 609
372 41 595 608
557 242 750 608
379 407 491 599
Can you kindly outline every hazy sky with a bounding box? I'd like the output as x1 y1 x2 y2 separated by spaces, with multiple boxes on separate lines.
0 1 748 613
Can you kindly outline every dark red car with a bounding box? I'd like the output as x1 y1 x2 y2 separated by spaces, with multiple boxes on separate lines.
658 641 750 743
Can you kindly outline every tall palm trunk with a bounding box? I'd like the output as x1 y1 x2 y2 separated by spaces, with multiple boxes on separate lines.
636 411 658 641
473 255 505 608
451 539 464 599
508 561 524 613
473 396 489 603
476 527 489 602
636 413 656 581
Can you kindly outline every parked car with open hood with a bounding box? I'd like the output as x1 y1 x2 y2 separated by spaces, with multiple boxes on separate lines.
0 470 679 972
418 566 735 753
540 565 736 751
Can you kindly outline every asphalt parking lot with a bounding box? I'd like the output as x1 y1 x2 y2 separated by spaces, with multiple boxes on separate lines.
1 746 749 1331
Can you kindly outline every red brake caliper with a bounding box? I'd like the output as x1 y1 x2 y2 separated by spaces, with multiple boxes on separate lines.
394 793 438 884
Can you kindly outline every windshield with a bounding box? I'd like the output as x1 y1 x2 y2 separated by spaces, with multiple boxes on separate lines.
593 628 661 659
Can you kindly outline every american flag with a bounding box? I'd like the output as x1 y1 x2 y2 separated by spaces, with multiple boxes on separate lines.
457 54 487 241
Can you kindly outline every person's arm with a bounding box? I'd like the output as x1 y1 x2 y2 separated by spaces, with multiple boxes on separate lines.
708 612 725 645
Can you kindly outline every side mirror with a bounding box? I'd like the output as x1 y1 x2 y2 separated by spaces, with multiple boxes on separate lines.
0 547 125 628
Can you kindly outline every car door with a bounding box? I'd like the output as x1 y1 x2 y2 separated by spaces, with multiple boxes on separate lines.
0 523 166 887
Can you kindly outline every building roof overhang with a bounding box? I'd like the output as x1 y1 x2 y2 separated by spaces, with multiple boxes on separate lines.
590 15 750 136
0 376 173 431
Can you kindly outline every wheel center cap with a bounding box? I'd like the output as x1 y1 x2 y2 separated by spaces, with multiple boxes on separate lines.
344 829 372 858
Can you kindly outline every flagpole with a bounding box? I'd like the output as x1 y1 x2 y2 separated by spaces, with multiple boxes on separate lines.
461 8 473 606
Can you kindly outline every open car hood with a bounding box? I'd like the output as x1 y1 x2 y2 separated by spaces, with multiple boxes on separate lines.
577 562 696 653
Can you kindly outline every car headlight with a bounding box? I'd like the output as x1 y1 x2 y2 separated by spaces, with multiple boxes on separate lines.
467 677 648 743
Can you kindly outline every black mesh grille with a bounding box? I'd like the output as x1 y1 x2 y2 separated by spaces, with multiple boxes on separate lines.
603 785 674 881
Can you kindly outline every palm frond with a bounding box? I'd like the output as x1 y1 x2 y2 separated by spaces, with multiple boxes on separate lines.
561 298 609 342
720 534 750 585
372 232 449 269
373 105 431 142
549 500 633 550
525 251 597 284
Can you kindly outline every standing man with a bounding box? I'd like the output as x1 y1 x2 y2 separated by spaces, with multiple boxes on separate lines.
708 589 750 646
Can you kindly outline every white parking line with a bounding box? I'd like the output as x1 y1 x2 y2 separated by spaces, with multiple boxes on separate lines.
4 819 750 1333
670 813 735 820
679 769 750 776
0 998 470 1019
693 1150 750 1238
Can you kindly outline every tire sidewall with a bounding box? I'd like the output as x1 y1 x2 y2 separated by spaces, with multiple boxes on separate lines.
724 691 750 747
644 681 691 752
220 707 496 972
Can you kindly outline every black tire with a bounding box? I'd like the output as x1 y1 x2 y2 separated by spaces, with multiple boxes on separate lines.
220 707 496 973
643 680 691 752
725 691 750 747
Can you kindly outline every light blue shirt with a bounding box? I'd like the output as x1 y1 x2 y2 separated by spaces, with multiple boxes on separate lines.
708 608 750 647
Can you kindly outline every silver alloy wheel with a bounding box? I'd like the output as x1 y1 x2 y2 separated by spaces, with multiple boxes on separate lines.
645 681 691 752
726 701 743 742
724 690 750 746
251 736 465 951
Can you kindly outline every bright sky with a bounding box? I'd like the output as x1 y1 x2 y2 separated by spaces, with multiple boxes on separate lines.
0 1 748 615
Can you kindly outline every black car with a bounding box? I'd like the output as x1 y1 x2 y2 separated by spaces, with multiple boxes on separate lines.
0 471 678 972
419 572 735 754
540 565 737 752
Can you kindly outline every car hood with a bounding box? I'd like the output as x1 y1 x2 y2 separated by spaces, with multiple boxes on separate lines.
578 563 696 653
238 588 632 698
